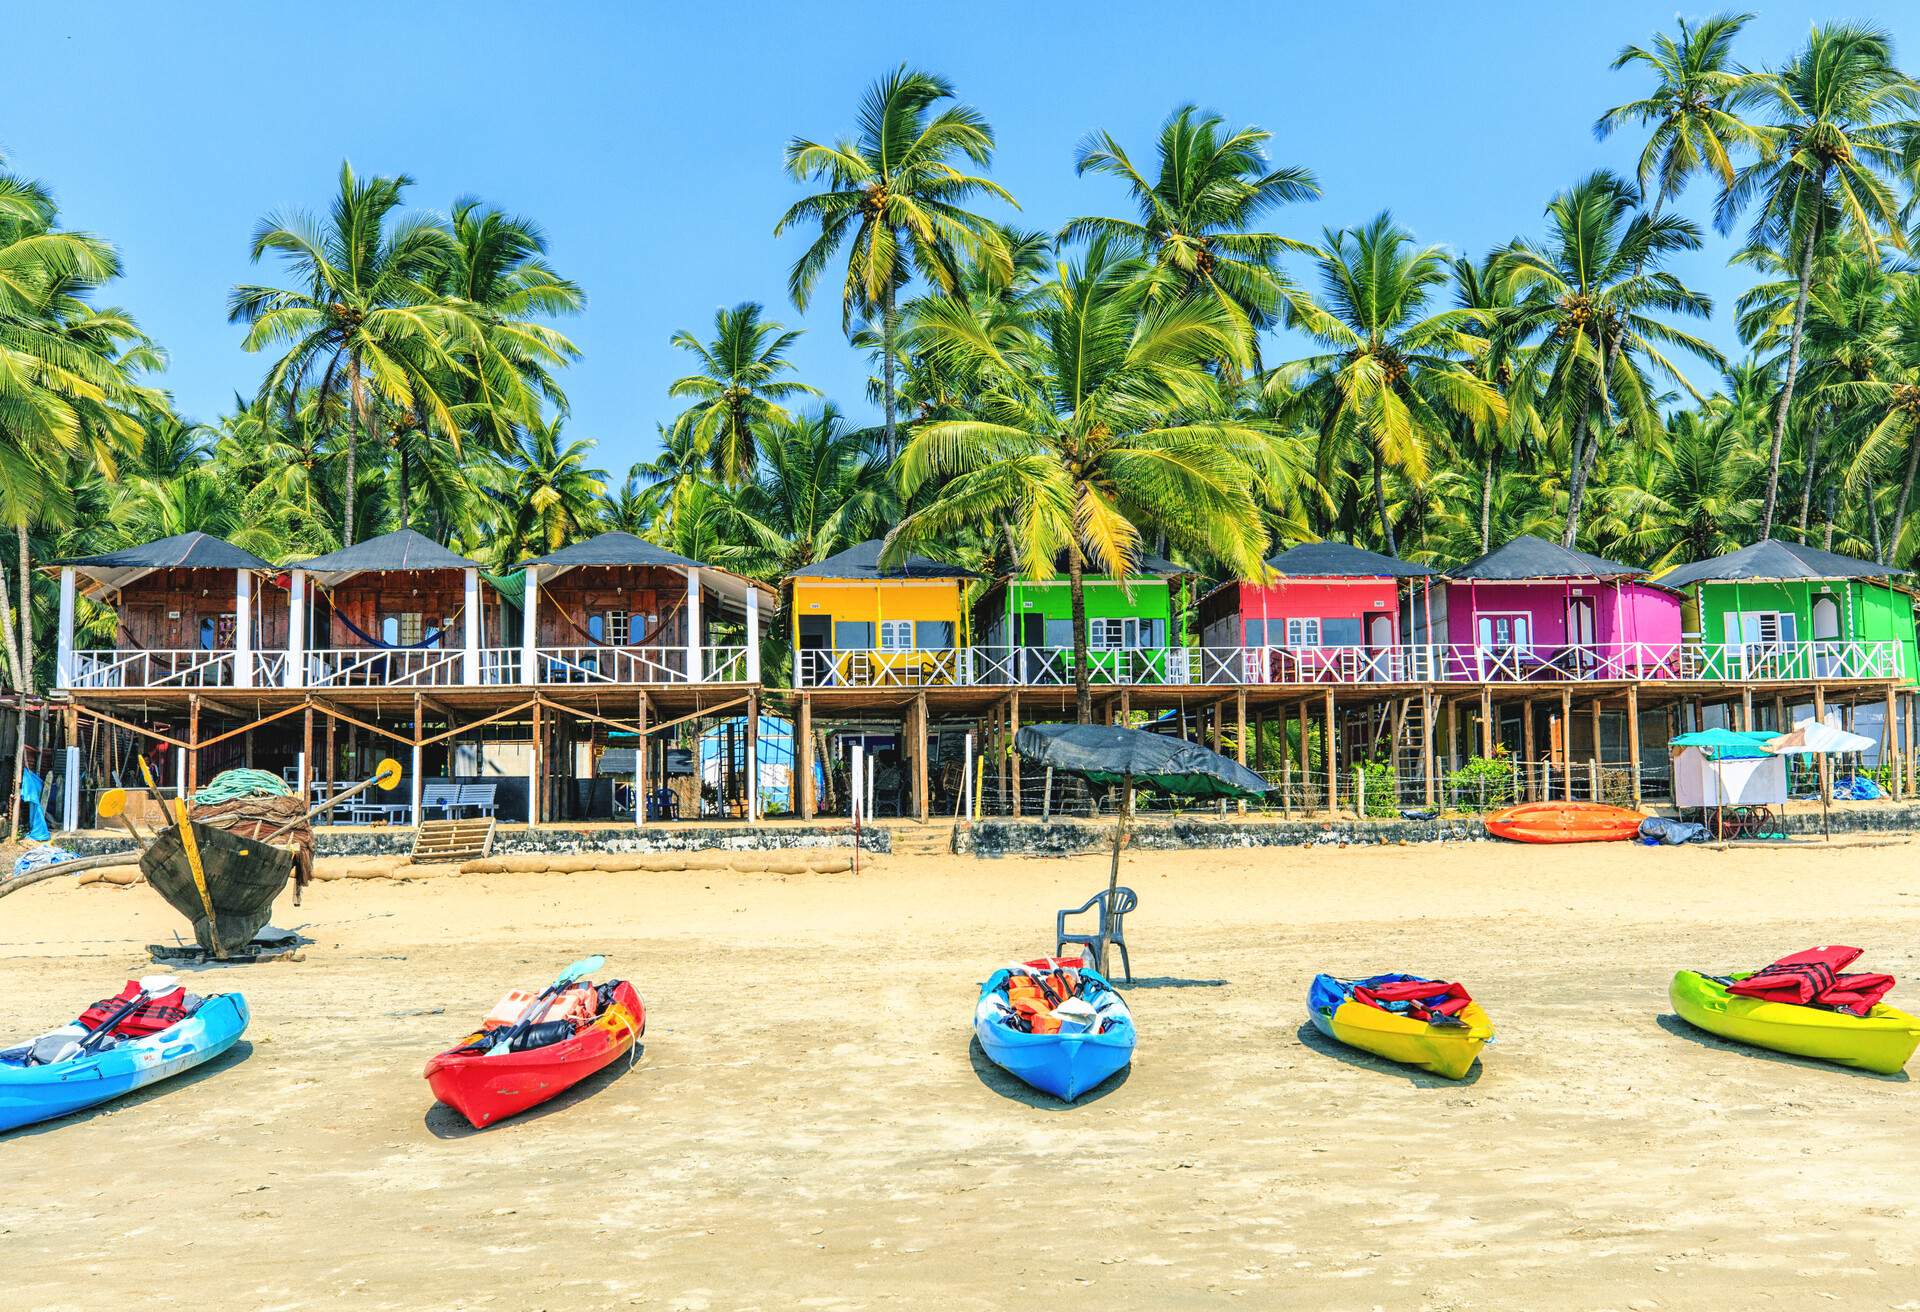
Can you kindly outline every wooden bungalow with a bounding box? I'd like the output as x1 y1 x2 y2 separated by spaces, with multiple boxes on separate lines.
1198 541 1433 683
287 529 496 688
519 530 770 685
972 553 1193 685
788 540 980 687
1433 535 1682 681
52 532 287 690
1655 539 1918 683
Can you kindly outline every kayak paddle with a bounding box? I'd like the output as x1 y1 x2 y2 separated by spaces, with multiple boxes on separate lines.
71 974 180 1059
485 955 605 1056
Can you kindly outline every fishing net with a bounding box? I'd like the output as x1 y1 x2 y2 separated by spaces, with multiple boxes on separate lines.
190 768 291 806
188 790 313 898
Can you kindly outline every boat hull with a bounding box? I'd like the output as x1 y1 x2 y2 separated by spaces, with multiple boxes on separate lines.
0 993 250 1133
974 963 1135 1101
140 820 296 953
1670 969 1920 1074
1308 975 1492 1080
1485 801 1644 844
425 982 645 1127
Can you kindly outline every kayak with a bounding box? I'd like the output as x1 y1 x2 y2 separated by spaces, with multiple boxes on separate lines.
1308 973 1493 1080
974 957 1134 1101
1670 969 1920 1075
1485 801 1644 844
0 993 249 1133
425 980 645 1128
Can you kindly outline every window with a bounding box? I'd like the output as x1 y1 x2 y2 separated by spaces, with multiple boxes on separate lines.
1728 611 1797 646
1285 617 1321 647
878 620 913 650
1321 617 1362 647
1477 614 1531 650
1043 618 1073 648
914 620 954 650
608 610 629 645
587 614 605 643
834 621 873 650
381 616 400 646
1244 618 1266 647
1089 618 1127 650
199 617 217 650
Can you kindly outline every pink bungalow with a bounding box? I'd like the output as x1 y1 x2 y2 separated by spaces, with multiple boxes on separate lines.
1198 541 1436 682
1434 535 1681 680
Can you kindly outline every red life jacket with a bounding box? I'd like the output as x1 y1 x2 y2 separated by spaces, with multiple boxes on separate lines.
1352 978 1472 1022
78 981 193 1038
1728 946 1895 1017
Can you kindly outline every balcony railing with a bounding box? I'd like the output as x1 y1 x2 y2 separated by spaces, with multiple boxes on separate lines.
68 648 238 689
795 647 968 688
306 646 466 688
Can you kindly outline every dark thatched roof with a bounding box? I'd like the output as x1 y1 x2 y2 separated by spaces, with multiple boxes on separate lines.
1266 541 1433 579
520 531 707 572
788 539 980 581
1448 534 1643 581
289 529 479 578
1656 538 1905 588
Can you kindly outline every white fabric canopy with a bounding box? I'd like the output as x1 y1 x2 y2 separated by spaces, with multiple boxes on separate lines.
1764 718 1875 756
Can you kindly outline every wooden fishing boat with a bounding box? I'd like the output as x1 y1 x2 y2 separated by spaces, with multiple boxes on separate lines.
974 957 1135 1101
1484 801 1645 844
139 820 296 956
425 980 646 1128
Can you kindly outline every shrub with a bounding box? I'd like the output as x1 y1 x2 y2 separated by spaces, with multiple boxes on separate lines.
1446 755 1517 812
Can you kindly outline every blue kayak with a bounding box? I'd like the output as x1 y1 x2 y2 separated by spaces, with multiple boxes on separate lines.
0 993 249 1132
974 958 1134 1101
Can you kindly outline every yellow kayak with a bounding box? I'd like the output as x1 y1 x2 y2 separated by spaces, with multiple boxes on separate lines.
1670 970 1920 1075
1308 974 1493 1080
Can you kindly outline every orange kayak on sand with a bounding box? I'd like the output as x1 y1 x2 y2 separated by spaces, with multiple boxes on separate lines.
1484 801 1644 844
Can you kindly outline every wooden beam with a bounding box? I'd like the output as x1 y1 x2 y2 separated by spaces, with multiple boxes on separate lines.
1235 687 1248 817
1521 697 1537 802
1626 683 1642 807
1740 685 1754 732
1559 686 1573 802
1885 683 1900 799
1422 689 1437 808
797 693 814 820
1009 692 1022 819
1323 687 1336 816
68 704 191 750
912 690 930 822
301 706 314 800
187 696 201 796
636 691 650 823
531 698 543 826
413 698 539 751
312 701 417 748
1479 686 1494 757
195 699 315 750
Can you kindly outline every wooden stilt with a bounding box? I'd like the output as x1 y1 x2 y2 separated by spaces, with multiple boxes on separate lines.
1323 688 1336 816
1773 693 1787 735
1626 684 1642 806
1235 687 1248 816
1422 689 1437 807
1741 686 1754 732
913 691 929 822
325 710 337 801
797 693 813 820
1884 684 1899 798
186 695 201 798
1521 697 1537 802
1479 686 1494 758
637 692 651 823
1009 693 1022 819
1279 702 1293 816
531 699 543 826
1559 686 1573 802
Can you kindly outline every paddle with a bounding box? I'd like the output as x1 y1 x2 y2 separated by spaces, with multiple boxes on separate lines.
482 955 605 1057
97 787 147 845
266 757 402 840
74 974 179 1058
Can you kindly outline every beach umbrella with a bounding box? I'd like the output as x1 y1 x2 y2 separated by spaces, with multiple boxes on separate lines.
1015 724 1269 969
1764 719 1876 840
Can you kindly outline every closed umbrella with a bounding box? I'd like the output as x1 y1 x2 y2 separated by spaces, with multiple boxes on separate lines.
1765 718 1877 839
1015 724 1270 968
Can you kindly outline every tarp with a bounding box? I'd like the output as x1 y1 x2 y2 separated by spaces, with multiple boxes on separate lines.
1671 748 1788 807
1656 538 1905 589
1013 723 1269 799
788 539 980 581
1669 728 1776 760
1447 534 1644 581
1265 541 1434 578
53 532 271 593
1764 718 1876 755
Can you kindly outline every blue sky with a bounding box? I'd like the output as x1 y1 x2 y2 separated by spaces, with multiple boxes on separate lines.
6 3 1917 475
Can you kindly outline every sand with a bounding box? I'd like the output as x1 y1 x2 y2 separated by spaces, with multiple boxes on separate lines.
3 834 1919 1310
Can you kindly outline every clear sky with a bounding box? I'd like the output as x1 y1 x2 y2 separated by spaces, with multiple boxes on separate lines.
6 2 1918 476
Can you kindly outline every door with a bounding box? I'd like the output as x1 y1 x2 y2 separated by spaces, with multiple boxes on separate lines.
797 615 831 685
1364 612 1395 681
1812 594 1841 676
1566 597 1596 674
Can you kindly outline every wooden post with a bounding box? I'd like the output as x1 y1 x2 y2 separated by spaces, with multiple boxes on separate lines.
1884 684 1899 798
1906 692 1916 801
1521 698 1537 801
411 694 424 826
301 707 314 804
796 693 813 820
1235 687 1248 816
326 709 337 800
1741 686 1754 732
1813 684 1828 806
1422 689 1437 807
1479 686 1493 757
1323 688 1336 817
530 699 543 826
186 695 201 798
1445 695 1459 770
744 690 760 822
913 691 930 822
1773 693 1787 736
1280 702 1293 816
637 692 651 824
1590 698 1603 772
1009 693 1022 819
994 700 1007 810
1559 686 1573 802
1626 684 1642 806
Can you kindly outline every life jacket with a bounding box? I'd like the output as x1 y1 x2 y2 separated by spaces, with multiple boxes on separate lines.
1005 964 1081 1035
483 983 600 1031
1352 978 1473 1023
1728 946 1895 1017
78 981 194 1038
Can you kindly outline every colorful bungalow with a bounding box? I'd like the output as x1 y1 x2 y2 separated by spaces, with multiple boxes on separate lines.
519 530 770 685
972 553 1193 685
1198 541 1432 682
1436 534 1682 681
52 531 288 690
788 540 980 687
288 529 498 688
1654 539 1918 683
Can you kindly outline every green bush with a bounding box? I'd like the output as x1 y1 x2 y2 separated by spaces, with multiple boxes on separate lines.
1445 755 1518 812
1355 759 1398 817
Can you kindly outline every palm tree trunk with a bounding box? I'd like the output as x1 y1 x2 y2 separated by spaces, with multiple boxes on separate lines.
1892 431 1920 563
1371 443 1399 557
1067 544 1092 725
397 442 411 531
1869 492 1886 564
1562 411 1592 548
1797 419 1820 542
1479 448 1494 553
0 541 21 693
1761 226 1818 538
345 356 367 547
881 280 899 460
1823 485 1837 551
10 523 31 841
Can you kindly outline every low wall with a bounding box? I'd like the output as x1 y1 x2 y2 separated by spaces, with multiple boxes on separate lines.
53 823 886 861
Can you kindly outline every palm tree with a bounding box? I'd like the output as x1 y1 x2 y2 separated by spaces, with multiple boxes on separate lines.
1595 13 1766 220
496 417 607 565
1448 252 1543 552
723 404 894 579
1500 171 1723 546
1715 24 1920 533
1063 104 1322 356
667 302 818 484
1274 214 1504 557
625 418 710 531
1590 392 1763 569
229 161 477 545
889 237 1275 723
775 65 1014 456
1827 275 1920 559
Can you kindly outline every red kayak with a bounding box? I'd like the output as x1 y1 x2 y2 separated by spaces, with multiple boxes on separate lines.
1485 801 1644 844
424 980 645 1128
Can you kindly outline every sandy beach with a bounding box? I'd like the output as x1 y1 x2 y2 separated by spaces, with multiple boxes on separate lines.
4 833 1920 1311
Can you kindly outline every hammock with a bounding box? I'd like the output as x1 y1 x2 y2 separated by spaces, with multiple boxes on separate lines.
329 606 458 650
541 586 686 650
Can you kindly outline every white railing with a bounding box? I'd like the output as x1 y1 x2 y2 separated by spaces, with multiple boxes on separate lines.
702 645 749 683
68 648 238 689
795 647 967 688
479 647 521 684
534 644 694 684
305 646 465 688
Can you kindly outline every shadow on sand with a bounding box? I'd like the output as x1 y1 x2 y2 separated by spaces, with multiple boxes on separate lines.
1122 977 1226 990
968 1035 1131 1108
1654 1013 1910 1082
1 1040 256 1141
424 1042 647 1138
1294 1020 1482 1087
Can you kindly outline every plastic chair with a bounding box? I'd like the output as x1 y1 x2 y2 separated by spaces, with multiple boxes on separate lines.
1057 887 1137 983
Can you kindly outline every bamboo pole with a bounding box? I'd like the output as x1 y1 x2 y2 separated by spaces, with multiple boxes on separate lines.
1626 684 1642 806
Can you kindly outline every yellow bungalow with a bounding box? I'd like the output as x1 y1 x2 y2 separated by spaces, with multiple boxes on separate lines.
788 540 979 686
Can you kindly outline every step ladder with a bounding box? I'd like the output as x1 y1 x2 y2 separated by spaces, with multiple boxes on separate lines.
409 817 496 864
1392 692 1437 808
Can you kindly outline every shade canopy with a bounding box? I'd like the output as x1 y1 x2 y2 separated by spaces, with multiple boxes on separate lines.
788 539 980 581
1764 718 1876 756
1014 723 1270 799
1448 534 1643 581
289 529 480 586
54 532 270 594
1669 728 1776 760
1655 538 1905 589
1265 540 1433 579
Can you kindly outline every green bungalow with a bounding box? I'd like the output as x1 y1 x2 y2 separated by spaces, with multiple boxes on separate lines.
972 555 1194 685
1655 539 1919 683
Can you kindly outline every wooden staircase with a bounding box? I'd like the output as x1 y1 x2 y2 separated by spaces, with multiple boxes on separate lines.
886 822 957 858
409 817 496 864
